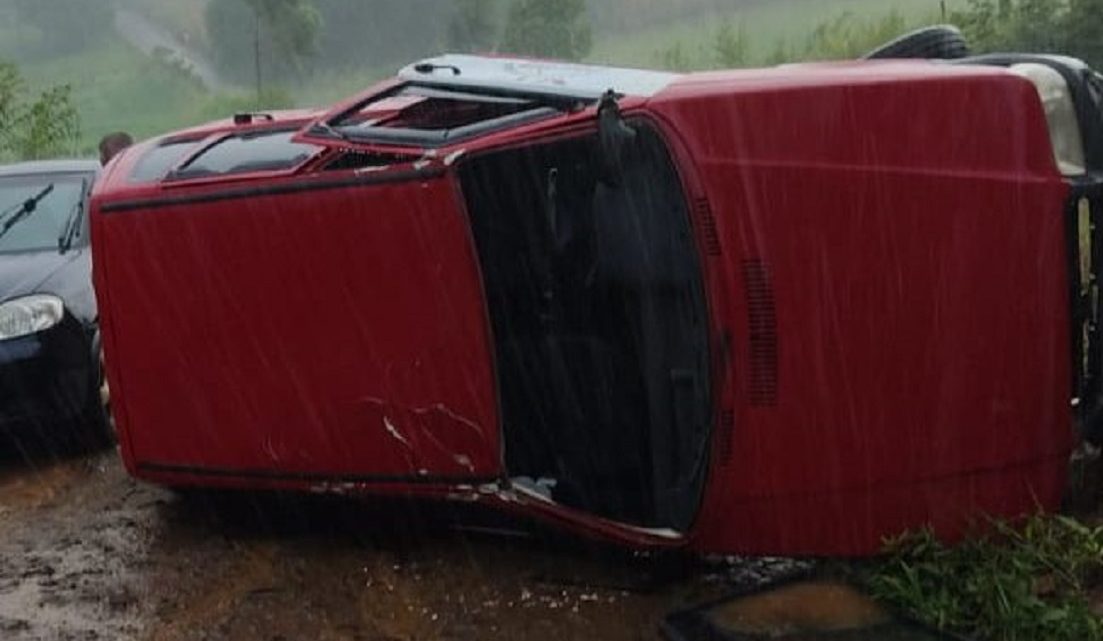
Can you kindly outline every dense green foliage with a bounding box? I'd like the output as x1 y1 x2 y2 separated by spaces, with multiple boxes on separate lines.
951 0 1103 67
655 8 918 70
205 0 322 85
501 0 592 60
448 0 499 53
869 515 1103 641
8 0 114 59
0 60 79 161
312 0 443 70
713 21 750 68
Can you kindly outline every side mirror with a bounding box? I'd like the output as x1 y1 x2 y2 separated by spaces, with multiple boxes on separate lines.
597 89 636 187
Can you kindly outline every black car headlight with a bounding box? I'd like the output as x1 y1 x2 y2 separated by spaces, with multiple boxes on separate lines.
0 295 64 341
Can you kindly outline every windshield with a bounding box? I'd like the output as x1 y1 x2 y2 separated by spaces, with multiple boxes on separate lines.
0 174 89 254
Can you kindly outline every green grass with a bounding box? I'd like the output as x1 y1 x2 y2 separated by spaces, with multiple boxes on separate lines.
116 0 210 45
588 0 966 68
15 41 400 158
867 515 1103 641
20 40 214 155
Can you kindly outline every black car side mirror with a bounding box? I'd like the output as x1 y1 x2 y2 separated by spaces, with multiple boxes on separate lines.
597 89 636 187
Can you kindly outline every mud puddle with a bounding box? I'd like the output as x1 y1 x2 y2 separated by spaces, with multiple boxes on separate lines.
0 448 805 641
0 457 90 516
0 447 158 640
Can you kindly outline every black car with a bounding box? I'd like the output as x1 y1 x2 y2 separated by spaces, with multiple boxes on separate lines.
0 160 108 450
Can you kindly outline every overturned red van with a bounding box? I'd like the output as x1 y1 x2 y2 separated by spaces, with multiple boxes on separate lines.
91 54 1087 556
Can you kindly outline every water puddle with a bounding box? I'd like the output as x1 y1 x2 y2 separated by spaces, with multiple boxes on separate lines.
666 581 963 641
0 458 86 514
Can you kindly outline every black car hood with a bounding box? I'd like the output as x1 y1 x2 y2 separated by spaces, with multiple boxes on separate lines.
0 248 95 323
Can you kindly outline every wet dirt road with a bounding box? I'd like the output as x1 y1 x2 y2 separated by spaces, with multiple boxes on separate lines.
0 448 797 641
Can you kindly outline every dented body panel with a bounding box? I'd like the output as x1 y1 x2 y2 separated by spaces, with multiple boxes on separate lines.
92 57 1075 556
95 171 501 484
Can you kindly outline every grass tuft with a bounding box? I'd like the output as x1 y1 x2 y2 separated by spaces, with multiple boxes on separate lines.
867 514 1103 641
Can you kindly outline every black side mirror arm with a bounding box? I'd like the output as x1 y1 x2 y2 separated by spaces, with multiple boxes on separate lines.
597 89 636 187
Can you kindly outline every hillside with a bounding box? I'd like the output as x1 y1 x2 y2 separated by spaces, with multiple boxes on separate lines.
1 0 959 154
590 0 962 67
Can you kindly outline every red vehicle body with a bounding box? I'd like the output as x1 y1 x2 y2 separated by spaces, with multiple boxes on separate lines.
91 56 1077 556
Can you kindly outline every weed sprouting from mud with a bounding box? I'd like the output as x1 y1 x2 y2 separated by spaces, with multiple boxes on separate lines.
867 514 1103 641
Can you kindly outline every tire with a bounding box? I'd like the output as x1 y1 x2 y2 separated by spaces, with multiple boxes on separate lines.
75 347 114 450
1083 395 1103 447
864 25 970 61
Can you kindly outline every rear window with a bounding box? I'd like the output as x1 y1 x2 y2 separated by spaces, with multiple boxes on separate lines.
322 85 575 148
129 139 202 183
169 129 321 180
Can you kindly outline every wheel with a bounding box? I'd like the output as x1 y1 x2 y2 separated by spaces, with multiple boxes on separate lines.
76 346 115 449
864 25 970 61
1083 395 1103 447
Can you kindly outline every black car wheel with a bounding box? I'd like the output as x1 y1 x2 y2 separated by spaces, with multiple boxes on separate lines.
864 25 971 61
83 346 115 447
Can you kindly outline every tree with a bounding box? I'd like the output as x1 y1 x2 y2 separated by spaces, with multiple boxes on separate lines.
246 0 323 70
11 0 114 58
1066 0 1103 66
1010 0 1069 52
12 85 80 160
0 60 79 161
656 42 693 71
950 0 1005 49
501 0 592 61
951 0 1071 58
448 0 498 53
206 0 322 86
801 10 908 60
713 19 748 68
312 0 444 70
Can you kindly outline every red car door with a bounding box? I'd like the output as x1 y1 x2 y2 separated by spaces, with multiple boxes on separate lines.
95 168 501 485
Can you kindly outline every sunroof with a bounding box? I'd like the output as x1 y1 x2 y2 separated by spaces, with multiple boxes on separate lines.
321 84 578 148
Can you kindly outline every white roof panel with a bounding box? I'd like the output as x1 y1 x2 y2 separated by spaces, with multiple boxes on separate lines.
398 54 681 100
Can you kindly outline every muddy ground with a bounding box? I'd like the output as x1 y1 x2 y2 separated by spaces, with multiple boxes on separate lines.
0 445 804 641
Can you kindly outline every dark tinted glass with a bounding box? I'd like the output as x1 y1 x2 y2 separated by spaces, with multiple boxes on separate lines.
129 140 201 183
0 174 89 253
329 85 565 147
171 130 320 180
336 86 539 131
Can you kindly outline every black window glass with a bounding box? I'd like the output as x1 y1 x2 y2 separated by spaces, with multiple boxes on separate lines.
337 86 540 130
328 85 568 147
129 139 201 183
0 174 90 253
170 130 320 180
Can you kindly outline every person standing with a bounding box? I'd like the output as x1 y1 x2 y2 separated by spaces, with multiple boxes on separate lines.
98 132 133 166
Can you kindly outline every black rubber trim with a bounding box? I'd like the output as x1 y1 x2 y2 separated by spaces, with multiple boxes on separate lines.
864 25 970 60
100 166 446 214
137 461 497 486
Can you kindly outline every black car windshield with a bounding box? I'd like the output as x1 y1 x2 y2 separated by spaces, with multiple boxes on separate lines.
0 174 88 254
